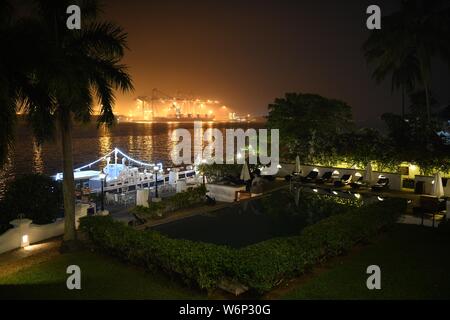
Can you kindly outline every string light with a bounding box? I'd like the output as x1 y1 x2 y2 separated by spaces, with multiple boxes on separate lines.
62 148 163 179
115 148 159 168
74 149 116 172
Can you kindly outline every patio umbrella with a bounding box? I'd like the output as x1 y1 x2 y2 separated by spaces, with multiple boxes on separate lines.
295 155 301 174
364 162 373 183
432 173 445 198
240 161 251 181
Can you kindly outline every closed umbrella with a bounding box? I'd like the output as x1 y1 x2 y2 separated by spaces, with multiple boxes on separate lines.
194 154 202 166
295 155 301 174
432 173 444 198
240 161 251 181
364 162 373 183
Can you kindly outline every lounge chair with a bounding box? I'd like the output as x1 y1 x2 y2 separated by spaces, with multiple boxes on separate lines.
350 176 366 189
371 177 390 191
301 171 319 183
316 171 333 184
334 174 352 187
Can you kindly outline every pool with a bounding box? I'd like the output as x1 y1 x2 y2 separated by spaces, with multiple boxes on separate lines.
150 189 333 248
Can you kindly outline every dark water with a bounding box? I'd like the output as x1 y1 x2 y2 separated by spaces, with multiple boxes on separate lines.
0 121 264 197
151 190 311 248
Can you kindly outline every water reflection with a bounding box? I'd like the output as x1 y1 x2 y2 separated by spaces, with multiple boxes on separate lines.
98 126 112 168
0 122 265 197
98 126 112 156
135 135 153 162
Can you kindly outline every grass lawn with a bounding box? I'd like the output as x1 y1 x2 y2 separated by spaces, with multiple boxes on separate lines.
0 250 206 300
280 224 450 300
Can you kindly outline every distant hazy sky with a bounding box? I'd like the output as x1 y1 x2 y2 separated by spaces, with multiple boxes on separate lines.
103 0 450 123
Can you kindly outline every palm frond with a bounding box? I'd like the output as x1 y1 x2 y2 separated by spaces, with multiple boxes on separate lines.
0 82 16 167
70 22 129 59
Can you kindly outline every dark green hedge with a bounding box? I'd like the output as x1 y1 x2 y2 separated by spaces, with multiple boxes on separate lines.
80 198 406 292
80 215 235 289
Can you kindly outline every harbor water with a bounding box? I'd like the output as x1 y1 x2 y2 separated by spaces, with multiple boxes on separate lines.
0 121 264 197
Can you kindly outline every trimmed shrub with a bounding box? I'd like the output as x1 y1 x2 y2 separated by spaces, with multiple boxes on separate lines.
130 185 207 219
80 197 406 292
80 216 235 289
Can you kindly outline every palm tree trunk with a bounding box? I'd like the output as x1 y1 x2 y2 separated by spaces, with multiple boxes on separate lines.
419 57 431 123
59 112 76 243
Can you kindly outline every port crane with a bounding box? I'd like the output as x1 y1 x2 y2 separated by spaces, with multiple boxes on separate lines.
135 89 221 121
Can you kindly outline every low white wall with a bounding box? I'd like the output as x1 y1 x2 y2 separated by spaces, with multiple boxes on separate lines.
0 204 89 255
206 184 246 202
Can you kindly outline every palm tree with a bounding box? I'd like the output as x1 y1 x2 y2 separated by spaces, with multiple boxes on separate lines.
363 2 420 119
363 0 450 121
363 30 419 118
0 1 47 167
1 0 134 248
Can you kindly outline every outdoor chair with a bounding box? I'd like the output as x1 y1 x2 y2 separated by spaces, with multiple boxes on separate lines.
285 170 302 182
371 177 390 191
350 176 366 189
301 171 319 183
316 171 333 184
334 174 352 187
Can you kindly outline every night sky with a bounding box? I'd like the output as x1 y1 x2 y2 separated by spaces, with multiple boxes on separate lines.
103 0 450 124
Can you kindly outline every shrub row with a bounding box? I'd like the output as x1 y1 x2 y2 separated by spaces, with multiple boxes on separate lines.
295 190 362 218
80 214 234 289
80 197 406 293
130 185 207 219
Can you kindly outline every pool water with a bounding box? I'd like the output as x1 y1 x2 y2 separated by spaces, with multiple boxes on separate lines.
151 190 320 248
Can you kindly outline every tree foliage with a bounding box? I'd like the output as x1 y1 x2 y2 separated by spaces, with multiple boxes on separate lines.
268 91 450 174
363 0 450 121
0 174 62 227
0 0 134 242
267 93 353 165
